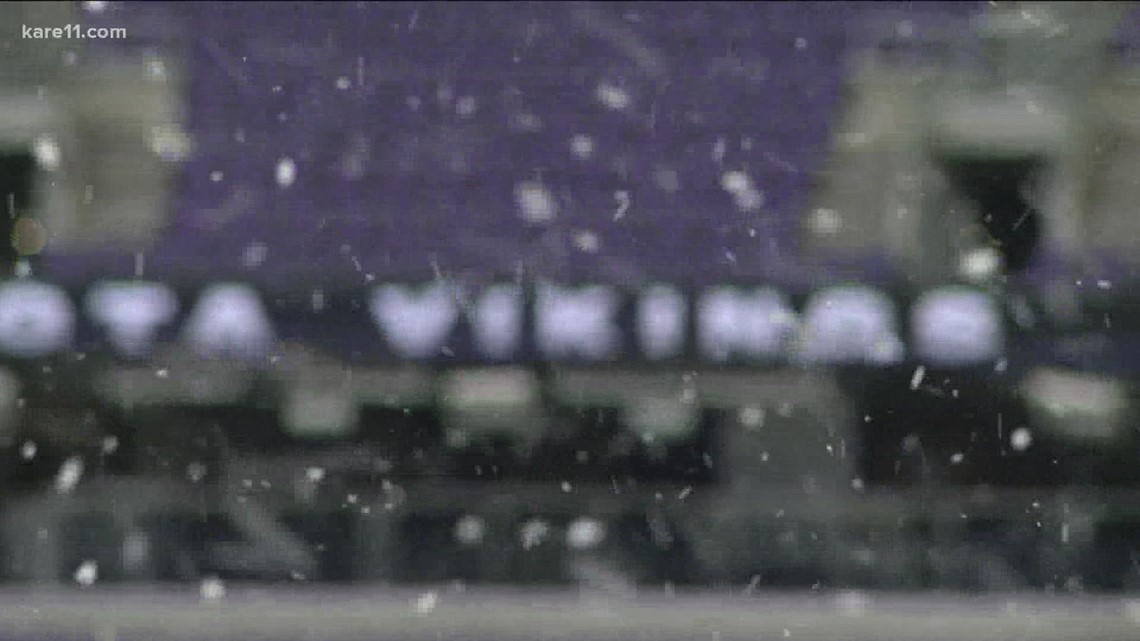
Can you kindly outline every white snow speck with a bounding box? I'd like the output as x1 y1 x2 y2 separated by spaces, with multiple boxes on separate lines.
721 171 763 211
514 181 557 223
455 95 478 117
910 366 926 390
454 515 486 547
1010 427 1033 451
572 230 600 253
794 37 808 50
613 190 631 219
561 480 573 493
275 157 297 188
733 190 764 212
200 576 226 601
567 517 606 550
73 561 97 587
739 407 766 429
20 441 36 461
241 242 268 268
149 126 192 161
82 1 108 14
55 457 83 493
1097 280 1112 290
570 134 595 159
519 518 550 550
415 591 439 614
720 170 752 194
810 208 842 236
209 170 224 182
596 83 631 111
960 247 1002 281
147 58 167 80
335 76 351 90
950 452 965 464
187 462 207 482
32 136 61 171
101 435 119 454
305 466 326 483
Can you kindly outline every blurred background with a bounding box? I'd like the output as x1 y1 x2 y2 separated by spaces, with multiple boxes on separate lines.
1 1 1140 639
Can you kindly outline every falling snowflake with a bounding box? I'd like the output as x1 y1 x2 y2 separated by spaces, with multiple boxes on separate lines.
455 96 478 118
454 515 486 547
200 576 226 601
55 457 84 494
514 181 557 223
414 591 439 614
73 561 97 587
595 83 631 111
910 366 926 390
275 157 297 188
519 519 550 550
567 517 606 551
572 230 600 253
570 134 596 160
32 136 61 171
241 242 268 268
1010 427 1033 452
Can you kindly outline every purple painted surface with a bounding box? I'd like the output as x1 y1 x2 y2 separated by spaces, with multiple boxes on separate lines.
46 1 994 290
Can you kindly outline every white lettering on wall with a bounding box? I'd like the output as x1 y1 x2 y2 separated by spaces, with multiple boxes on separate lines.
912 287 1003 366
698 286 797 362
369 282 459 359
470 284 524 360
0 281 75 358
638 284 687 360
535 283 621 360
182 283 275 360
796 285 904 365
86 281 179 358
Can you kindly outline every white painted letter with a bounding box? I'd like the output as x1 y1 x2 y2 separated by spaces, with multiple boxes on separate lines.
535 283 621 360
912 287 1003 366
0 281 75 358
182 283 275 360
639 284 687 360
470 284 524 360
369 282 459 359
796 285 903 365
86 281 179 358
698 286 797 362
